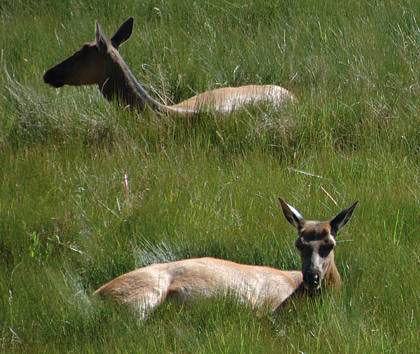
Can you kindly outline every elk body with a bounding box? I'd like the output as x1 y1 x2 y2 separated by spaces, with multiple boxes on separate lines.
43 18 296 116
94 198 357 319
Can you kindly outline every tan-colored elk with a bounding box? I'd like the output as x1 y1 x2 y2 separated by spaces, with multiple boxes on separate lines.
43 18 296 116
94 198 357 319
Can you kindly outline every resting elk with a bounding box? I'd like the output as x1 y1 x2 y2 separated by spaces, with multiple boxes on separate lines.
94 198 357 319
43 18 296 116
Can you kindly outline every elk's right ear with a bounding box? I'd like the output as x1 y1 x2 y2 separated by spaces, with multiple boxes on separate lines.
111 17 134 49
278 198 304 230
96 22 108 54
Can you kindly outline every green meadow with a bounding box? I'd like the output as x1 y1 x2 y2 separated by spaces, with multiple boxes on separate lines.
0 0 418 352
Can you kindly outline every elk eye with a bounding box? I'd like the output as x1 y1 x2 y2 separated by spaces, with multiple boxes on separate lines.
295 241 310 253
295 240 304 250
319 244 334 257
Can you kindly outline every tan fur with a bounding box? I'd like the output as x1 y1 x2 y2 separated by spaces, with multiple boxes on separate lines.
324 256 342 290
95 257 303 317
44 18 296 116
169 84 295 115
94 198 357 319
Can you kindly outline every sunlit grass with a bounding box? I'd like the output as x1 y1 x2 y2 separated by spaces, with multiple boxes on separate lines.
0 0 419 352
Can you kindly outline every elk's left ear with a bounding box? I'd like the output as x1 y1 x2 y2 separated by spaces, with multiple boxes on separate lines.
95 22 108 54
111 17 134 49
330 201 358 236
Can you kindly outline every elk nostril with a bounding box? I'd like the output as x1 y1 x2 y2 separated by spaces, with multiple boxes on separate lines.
43 71 51 83
304 273 319 286
43 70 64 88
44 70 56 84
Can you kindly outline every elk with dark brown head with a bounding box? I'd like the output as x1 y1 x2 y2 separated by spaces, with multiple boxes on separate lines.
44 18 296 116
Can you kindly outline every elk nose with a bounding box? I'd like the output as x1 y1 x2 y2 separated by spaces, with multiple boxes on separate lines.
43 70 53 84
43 69 64 88
303 272 321 289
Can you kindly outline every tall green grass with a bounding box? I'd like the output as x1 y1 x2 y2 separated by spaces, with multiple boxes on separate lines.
1 0 419 352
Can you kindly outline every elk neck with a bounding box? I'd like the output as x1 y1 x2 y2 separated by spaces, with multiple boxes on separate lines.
323 251 342 290
98 48 167 112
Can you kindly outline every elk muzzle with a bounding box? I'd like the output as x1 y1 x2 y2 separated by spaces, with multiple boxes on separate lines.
43 68 65 88
303 271 321 291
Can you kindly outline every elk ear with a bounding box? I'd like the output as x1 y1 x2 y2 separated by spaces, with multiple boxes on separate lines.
111 17 134 49
95 22 108 54
278 198 304 230
330 201 358 237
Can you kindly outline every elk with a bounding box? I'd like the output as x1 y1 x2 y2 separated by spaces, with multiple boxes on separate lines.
43 18 296 116
94 198 357 319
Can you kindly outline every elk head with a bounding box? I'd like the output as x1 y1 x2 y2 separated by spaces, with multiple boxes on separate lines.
43 18 134 88
279 198 358 292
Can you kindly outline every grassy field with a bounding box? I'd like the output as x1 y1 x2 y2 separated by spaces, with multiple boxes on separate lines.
0 0 419 352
